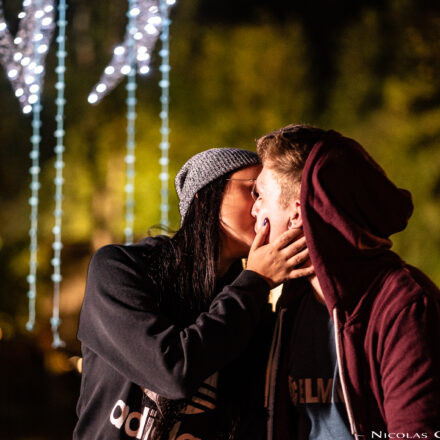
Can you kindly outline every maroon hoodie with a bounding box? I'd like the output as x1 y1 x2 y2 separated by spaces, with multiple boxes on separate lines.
265 131 440 439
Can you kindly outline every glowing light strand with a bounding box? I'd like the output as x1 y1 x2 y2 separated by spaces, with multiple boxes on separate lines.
49 0 67 348
0 0 55 331
0 0 55 112
124 0 138 244
86 0 176 239
26 0 45 332
88 0 165 105
26 101 41 331
158 0 171 226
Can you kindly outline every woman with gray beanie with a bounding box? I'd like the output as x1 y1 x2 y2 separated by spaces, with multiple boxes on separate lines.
74 148 311 440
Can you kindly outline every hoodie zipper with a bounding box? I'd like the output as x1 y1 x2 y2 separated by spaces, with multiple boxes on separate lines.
332 307 363 440
265 308 286 440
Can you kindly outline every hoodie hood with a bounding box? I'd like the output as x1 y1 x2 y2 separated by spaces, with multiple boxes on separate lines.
301 130 414 317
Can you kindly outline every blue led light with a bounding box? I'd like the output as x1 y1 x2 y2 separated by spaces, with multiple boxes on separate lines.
49 0 67 348
87 0 175 105
26 97 41 332
124 0 138 244
0 0 179 342
86 0 177 238
26 0 45 332
159 0 170 227
0 0 55 112
0 0 55 332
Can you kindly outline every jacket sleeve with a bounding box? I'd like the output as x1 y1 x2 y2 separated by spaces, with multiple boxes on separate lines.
380 295 440 435
77 244 270 400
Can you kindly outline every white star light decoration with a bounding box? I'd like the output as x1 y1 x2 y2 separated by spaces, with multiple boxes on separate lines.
88 0 176 105
0 0 55 113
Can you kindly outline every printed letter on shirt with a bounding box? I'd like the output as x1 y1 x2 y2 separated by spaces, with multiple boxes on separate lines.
125 407 151 439
110 400 130 429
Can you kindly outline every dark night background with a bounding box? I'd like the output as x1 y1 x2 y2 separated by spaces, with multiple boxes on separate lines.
1 0 440 437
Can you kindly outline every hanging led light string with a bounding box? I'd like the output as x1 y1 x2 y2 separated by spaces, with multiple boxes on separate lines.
124 0 138 244
0 0 55 331
27 28 43 330
158 0 173 227
26 80 41 331
0 0 55 111
86 0 177 237
26 0 48 332
87 0 167 106
49 0 67 348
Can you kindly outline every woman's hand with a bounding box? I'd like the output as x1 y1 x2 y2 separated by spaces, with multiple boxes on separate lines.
246 219 314 288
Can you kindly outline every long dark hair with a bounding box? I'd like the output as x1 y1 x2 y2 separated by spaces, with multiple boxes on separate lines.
150 173 229 325
146 173 236 438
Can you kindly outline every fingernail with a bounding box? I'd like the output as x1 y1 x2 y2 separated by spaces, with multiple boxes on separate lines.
263 218 268 226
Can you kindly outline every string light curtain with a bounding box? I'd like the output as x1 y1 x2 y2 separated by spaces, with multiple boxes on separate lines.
0 0 176 339
87 0 167 105
88 0 176 238
124 0 138 244
0 0 55 332
0 0 55 111
50 0 67 348
158 0 173 227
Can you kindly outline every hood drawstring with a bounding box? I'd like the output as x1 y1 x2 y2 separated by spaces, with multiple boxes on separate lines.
333 307 360 439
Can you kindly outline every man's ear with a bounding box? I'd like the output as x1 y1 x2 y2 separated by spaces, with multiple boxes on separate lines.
288 201 302 229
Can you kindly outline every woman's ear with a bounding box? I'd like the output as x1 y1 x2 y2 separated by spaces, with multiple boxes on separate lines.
288 201 302 229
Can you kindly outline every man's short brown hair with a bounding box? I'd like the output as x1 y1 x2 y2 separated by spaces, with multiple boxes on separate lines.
256 124 327 207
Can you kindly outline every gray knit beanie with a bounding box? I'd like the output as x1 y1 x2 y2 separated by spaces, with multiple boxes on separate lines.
175 148 260 224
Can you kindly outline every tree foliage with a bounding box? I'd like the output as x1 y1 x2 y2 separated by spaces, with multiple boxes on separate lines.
0 0 439 338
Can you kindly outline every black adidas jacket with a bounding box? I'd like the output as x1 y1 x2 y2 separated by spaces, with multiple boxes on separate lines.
74 237 271 439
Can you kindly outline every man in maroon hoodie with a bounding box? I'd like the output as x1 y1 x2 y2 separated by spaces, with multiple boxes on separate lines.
251 125 440 440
